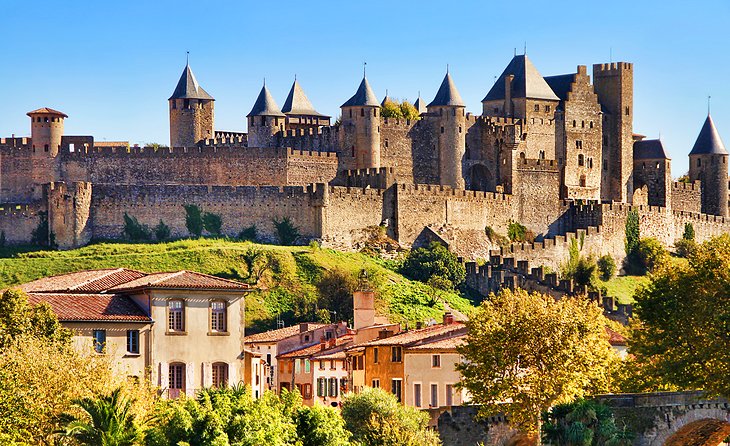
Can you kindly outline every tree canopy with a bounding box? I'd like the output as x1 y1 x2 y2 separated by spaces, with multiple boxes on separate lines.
399 241 466 290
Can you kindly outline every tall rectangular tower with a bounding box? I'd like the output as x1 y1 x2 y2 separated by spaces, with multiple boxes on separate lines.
593 62 634 203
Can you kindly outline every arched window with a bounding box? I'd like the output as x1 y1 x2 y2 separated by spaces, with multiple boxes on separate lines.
520 152 526 159
212 362 229 388
539 150 545 160
589 121 594 128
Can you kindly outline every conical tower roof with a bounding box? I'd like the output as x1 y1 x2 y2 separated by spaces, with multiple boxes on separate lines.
689 114 727 155
169 64 214 101
483 55 559 102
247 83 285 117
281 79 326 116
413 94 427 114
342 77 379 107
380 90 392 106
428 72 464 107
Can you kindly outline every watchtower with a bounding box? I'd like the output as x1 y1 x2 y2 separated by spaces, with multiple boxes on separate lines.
428 71 466 189
689 114 728 217
169 63 215 147
340 76 381 169
246 82 285 148
27 107 67 157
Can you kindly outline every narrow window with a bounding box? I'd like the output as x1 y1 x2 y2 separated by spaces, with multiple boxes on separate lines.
625 106 630 116
446 384 454 406
330 359 335 370
578 154 584 166
580 175 587 187
440 126 444 134
325 331 333 340
349 109 352 118
572 120 577 127
319 360 325 370
360 108 364 117
260 116 265 126
183 99 189 109
582 121 585 128
172 100 176 110
126 330 139 354
459 126 462 133
317 378 326 397
303 383 312 399
697 158 701 167
93 330 106 353
384 139 389 148
305 359 311 373
391 346 402 363
391 379 402 402
432 354 441 368
374 108 377 117
329 377 338 397
539 150 545 160
373 347 379 364
212 362 229 388
372 379 380 388
603 160 608 171
44 144 49 152
168 300 184 332
589 121 594 128
210 301 227 332
266 353 271 365
430 383 438 407
576 140 583 149
546 105 551 112
295 359 301 374
414 383 422 407
169 363 185 398
534 104 540 112
304 335 310 342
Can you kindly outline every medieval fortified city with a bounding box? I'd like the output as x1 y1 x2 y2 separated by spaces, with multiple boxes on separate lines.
2 2 730 446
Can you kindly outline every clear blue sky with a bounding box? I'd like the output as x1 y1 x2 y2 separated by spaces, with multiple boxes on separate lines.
1 0 728 175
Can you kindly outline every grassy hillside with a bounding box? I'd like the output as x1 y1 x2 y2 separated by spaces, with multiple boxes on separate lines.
0 239 475 332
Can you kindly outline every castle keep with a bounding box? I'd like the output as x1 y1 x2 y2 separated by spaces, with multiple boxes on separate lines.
2 55 728 267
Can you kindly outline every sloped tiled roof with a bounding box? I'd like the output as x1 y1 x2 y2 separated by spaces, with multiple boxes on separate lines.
689 115 727 156
606 327 627 346
27 107 68 118
342 77 379 107
107 270 250 292
27 293 150 322
281 80 327 117
634 139 670 160
483 55 559 102
247 84 285 117
244 323 328 343
407 334 466 351
20 268 147 293
169 64 214 101
361 322 466 347
278 335 353 359
428 72 465 107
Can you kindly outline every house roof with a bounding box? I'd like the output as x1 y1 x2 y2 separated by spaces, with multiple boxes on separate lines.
360 322 466 347
281 80 327 117
27 107 68 118
606 327 627 346
634 139 670 160
20 268 147 293
407 334 466 351
247 84 285 117
428 72 465 107
277 335 353 359
341 77 379 107
689 114 727 156
27 293 151 322
107 270 250 292
169 64 214 101
543 74 575 101
243 323 328 343
483 55 559 102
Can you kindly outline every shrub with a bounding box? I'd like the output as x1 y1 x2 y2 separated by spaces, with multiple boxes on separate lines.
507 221 535 243
183 204 203 237
399 241 465 289
674 238 696 258
683 222 695 241
238 225 257 241
625 209 640 257
152 220 170 241
486 226 510 247
273 217 300 245
122 213 151 241
638 237 668 272
597 255 616 281
202 211 222 235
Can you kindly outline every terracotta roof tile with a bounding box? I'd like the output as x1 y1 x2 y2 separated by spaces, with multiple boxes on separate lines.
107 270 249 292
361 323 467 347
606 327 627 346
407 334 466 351
278 335 353 359
27 293 150 322
27 107 68 117
244 323 328 343
20 269 147 293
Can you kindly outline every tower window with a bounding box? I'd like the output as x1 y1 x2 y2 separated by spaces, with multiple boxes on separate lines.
374 108 378 117
459 126 462 133
440 127 444 134
44 144 49 152
546 105 551 112
539 150 545 160
361 108 364 117
534 104 540 112
452 108 456 116
697 159 701 167
184 99 189 109
581 121 585 128
580 175 587 187
625 107 630 116
349 110 352 118
493 107 499 113
603 160 608 170
589 121 594 128
572 120 576 127
384 139 389 148
172 100 176 110
261 116 266 125
576 140 583 150
578 154 584 166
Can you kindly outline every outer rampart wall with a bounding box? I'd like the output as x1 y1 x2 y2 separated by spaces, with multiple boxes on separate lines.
321 186 391 249
0 203 42 243
671 181 702 213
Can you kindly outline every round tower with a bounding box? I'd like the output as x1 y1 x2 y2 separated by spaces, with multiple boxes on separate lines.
246 83 285 148
169 63 215 147
27 107 67 157
340 76 380 169
688 114 728 217
427 72 466 189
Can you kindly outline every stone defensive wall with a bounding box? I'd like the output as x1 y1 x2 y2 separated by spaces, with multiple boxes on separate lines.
321 186 391 250
671 180 702 213
0 202 43 244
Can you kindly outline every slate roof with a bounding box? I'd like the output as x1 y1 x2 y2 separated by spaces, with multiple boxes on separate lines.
244 323 328 343
107 270 250 292
361 322 466 347
20 268 147 293
428 73 465 107
483 55 559 102
341 77 379 107
634 139 670 160
27 107 68 118
169 64 214 101
413 95 427 114
247 84 285 117
27 293 150 322
689 115 728 156
544 74 575 101
281 80 327 117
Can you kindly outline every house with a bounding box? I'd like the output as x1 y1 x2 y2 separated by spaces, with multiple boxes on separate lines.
21 268 251 397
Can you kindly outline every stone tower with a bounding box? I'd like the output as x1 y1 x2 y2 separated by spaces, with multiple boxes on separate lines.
689 114 728 217
27 107 67 157
169 63 215 148
428 72 466 189
341 76 381 169
633 138 672 207
281 79 330 132
246 83 285 148
593 62 634 203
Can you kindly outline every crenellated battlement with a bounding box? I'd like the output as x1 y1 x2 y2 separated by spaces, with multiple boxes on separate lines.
381 117 420 128
396 183 511 201
0 137 31 148
673 180 701 191
0 202 43 215
57 144 338 161
516 158 560 171
594 62 633 72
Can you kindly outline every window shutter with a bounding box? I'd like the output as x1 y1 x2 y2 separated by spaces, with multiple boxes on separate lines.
228 362 238 386
185 363 195 396
159 362 168 389
203 362 213 387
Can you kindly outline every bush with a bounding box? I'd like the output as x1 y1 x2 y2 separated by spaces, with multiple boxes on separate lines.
486 226 510 247
399 241 465 289
597 255 616 281
625 209 640 257
674 238 696 258
183 204 203 237
273 217 300 245
153 220 170 241
238 225 257 241
637 237 668 272
202 211 222 235
507 221 535 243
683 222 695 241
122 213 151 241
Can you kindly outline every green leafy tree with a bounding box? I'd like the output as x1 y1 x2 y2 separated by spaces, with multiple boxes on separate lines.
399 101 421 120
184 204 204 237
683 222 695 241
203 211 223 236
31 211 56 248
273 217 300 245
623 210 641 273
637 238 668 273
630 235 730 397
60 387 141 446
316 268 358 323
457 288 617 440
0 288 71 349
542 399 633 446
295 404 351 446
153 220 171 241
341 387 441 446
122 213 151 241
399 241 465 289
597 255 616 281
380 99 404 119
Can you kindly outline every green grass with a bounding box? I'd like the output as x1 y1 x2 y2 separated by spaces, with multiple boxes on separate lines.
0 239 475 332
599 275 650 304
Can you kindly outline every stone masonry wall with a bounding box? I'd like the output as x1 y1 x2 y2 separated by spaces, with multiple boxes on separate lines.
0 202 42 243
671 181 702 213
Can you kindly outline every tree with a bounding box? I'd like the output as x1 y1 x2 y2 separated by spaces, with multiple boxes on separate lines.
31 211 56 248
380 99 404 119
0 288 71 349
122 213 151 241
316 268 358 323
400 101 420 120
542 399 633 446
273 217 300 245
239 224 257 241
399 241 465 289
341 387 441 446
153 220 171 241
637 238 668 273
508 220 535 243
184 204 204 237
295 404 351 446
60 387 141 446
630 235 730 397
623 210 640 273
597 255 616 281
457 288 617 440
683 222 695 241
203 211 223 236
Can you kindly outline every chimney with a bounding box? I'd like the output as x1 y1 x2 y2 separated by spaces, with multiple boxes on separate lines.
504 74 514 117
443 312 455 325
353 290 376 330
378 328 393 339
320 336 327 351
299 323 310 333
